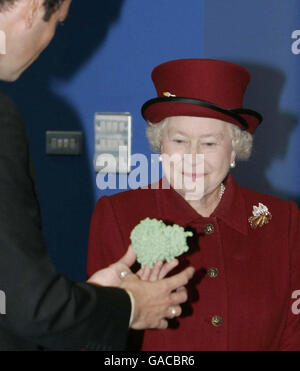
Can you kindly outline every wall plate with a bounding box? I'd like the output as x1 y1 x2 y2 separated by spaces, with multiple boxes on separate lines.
46 131 83 156
94 113 132 173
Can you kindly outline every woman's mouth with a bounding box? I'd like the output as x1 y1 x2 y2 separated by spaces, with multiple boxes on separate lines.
182 172 206 180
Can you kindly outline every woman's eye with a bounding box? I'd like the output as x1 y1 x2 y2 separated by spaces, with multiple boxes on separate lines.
204 142 216 146
173 140 185 144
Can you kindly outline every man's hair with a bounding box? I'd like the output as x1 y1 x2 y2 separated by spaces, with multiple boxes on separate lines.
0 0 65 21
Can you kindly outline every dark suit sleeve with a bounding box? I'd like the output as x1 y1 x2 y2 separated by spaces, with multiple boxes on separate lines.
0 92 131 351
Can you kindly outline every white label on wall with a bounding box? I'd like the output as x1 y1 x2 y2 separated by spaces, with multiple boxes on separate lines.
94 113 132 173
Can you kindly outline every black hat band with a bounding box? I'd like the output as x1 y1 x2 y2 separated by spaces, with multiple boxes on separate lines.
142 96 263 131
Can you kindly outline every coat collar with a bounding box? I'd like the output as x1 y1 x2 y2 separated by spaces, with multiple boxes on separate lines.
155 173 248 236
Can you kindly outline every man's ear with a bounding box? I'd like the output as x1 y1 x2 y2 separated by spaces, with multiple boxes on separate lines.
25 0 42 29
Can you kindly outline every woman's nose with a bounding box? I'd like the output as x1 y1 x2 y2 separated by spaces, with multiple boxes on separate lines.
183 150 204 169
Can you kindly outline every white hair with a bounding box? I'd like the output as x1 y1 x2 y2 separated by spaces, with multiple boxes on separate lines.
146 118 253 160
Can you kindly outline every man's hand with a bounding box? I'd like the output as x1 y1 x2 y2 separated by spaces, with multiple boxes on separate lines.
87 245 180 287
121 266 195 330
137 259 179 281
87 245 195 330
87 245 137 287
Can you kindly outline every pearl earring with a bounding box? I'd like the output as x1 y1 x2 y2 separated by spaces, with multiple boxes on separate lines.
230 160 236 168
159 154 163 162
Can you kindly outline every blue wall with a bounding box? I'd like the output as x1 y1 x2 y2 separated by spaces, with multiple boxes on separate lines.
0 0 204 281
0 1 299 281
204 0 300 201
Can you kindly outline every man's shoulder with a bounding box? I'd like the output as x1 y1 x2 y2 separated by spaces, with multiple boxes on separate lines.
0 90 19 114
0 90 25 134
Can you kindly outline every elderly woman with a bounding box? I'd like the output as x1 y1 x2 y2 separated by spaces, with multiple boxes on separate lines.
87 59 300 351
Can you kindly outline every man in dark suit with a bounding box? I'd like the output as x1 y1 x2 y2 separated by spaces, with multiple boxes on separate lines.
0 0 194 350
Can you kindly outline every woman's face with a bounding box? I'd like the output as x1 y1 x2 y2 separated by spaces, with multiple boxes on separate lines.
161 116 235 200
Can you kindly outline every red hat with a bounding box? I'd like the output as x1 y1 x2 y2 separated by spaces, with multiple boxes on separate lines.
142 59 262 134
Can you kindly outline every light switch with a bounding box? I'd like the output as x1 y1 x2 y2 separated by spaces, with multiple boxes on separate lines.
46 131 83 155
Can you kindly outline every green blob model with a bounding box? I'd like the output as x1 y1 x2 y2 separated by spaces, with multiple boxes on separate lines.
130 218 193 268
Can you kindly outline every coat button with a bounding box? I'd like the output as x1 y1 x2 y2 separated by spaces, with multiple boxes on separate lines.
211 315 223 327
207 267 219 278
204 223 215 235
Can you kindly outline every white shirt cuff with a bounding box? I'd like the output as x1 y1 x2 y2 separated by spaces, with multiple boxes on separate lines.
125 289 135 327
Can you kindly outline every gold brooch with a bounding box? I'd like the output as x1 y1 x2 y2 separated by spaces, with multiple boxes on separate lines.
248 203 272 229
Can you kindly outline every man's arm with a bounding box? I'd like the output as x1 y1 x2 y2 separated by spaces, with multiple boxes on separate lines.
0 92 131 351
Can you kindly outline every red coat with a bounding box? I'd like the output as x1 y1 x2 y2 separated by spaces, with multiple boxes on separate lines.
87 174 300 351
